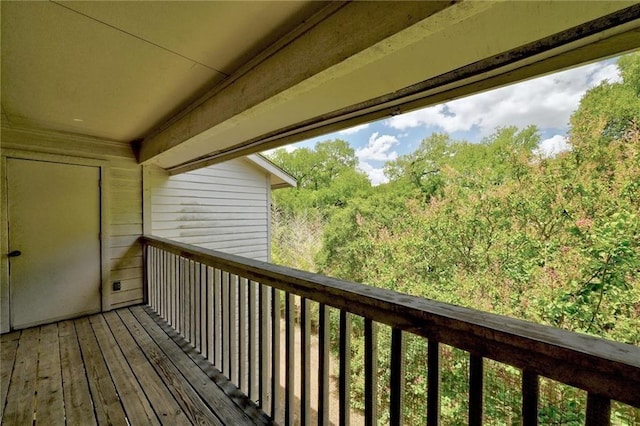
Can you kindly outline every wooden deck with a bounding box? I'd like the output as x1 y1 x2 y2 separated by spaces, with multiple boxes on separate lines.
0 305 270 425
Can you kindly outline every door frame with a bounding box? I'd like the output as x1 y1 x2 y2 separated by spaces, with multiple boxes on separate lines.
1 149 110 333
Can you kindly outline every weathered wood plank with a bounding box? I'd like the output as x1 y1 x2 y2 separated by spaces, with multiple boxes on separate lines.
58 321 97 426
75 317 128 426
130 306 261 425
0 331 20 422
2 327 39 425
115 309 222 426
139 305 271 425
142 235 640 407
88 314 159 425
100 311 191 424
35 324 65 425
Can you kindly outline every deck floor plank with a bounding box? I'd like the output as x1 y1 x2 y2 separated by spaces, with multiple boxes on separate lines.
58 320 97 426
138 306 271 425
2 327 39 425
0 307 270 426
88 314 160 425
75 317 128 426
131 305 263 425
101 311 192 425
34 324 65 425
117 308 224 426
0 331 20 422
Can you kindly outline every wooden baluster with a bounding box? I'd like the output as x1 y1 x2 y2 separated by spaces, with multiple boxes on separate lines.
148 247 153 309
200 263 206 356
318 304 329 426
158 248 162 312
339 311 351 426
285 292 295 426
248 279 257 400
239 277 246 392
364 318 378 426
469 354 484 426
185 258 191 342
427 340 441 425
205 265 211 362
214 268 222 369
522 370 538 426
191 260 196 345
160 251 169 320
194 261 201 352
159 250 164 319
173 254 178 330
221 271 229 376
230 273 238 384
259 283 269 411
300 298 311 426
271 287 281 422
167 252 172 326
178 257 187 337
208 266 215 364
390 328 404 426
586 393 610 426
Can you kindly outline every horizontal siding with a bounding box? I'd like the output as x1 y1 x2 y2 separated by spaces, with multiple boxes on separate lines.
1 126 143 312
149 159 269 262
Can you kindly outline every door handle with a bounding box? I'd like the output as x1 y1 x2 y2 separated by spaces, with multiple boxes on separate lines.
7 250 21 258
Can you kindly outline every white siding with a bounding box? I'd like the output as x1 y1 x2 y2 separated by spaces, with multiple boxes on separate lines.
149 158 270 261
1 126 144 326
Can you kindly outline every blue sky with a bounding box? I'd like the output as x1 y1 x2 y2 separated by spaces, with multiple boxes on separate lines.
265 58 622 185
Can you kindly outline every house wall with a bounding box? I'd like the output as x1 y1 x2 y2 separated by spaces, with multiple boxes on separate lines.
1 126 144 332
147 158 270 261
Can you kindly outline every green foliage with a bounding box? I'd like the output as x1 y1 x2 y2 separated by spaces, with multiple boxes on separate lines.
270 54 640 424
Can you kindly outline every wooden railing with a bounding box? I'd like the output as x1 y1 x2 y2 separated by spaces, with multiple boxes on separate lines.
141 235 640 425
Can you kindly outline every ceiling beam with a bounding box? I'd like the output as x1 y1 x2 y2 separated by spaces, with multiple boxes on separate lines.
137 0 468 164
139 1 640 170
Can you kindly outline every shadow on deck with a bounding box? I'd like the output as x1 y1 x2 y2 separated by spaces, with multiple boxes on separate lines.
0 306 269 425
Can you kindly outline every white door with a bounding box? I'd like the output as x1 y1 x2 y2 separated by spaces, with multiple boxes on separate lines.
7 158 101 329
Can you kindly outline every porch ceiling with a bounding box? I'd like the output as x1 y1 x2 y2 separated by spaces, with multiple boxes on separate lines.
0 1 326 142
2 1 640 171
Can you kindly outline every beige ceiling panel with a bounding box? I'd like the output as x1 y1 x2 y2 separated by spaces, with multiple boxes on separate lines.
57 1 326 74
1 1 220 141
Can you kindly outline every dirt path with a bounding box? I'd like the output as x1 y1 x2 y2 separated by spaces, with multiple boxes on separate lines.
276 320 365 425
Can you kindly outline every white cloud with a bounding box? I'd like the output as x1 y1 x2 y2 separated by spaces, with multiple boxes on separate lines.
590 63 622 85
355 132 399 161
262 144 299 155
535 135 571 158
339 123 371 135
385 60 622 137
358 161 388 186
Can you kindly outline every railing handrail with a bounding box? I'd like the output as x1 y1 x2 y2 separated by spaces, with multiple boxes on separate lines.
141 235 640 408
